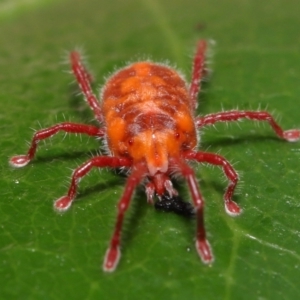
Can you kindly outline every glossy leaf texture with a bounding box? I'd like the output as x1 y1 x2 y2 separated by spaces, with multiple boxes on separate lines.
1 0 300 299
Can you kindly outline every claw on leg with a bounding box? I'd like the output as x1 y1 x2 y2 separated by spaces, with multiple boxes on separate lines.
103 246 121 273
225 200 242 216
54 196 73 212
283 129 300 142
9 155 30 168
196 239 214 264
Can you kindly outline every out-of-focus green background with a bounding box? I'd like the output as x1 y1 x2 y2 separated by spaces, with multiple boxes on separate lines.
1 0 300 299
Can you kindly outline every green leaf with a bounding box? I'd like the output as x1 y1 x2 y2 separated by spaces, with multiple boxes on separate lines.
0 0 61 21
1 0 300 299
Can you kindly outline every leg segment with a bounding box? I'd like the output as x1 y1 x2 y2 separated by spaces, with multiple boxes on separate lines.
196 110 300 142
70 52 103 123
103 161 148 272
9 122 105 167
173 158 213 264
189 40 207 109
184 150 240 216
54 156 132 211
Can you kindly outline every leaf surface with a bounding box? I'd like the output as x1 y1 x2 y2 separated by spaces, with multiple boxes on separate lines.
1 0 300 299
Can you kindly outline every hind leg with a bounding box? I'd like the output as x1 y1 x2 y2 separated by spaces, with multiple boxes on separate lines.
70 51 103 122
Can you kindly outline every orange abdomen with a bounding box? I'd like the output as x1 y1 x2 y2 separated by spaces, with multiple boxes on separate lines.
101 62 197 168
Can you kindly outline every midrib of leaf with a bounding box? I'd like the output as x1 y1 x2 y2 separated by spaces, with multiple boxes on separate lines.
223 217 240 300
0 0 62 22
141 0 184 67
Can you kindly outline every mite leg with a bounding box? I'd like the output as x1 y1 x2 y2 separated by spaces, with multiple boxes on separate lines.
103 162 147 272
189 40 207 109
196 110 300 142
174 158 213 264
9 123 105 167
184 150 240 216
54 156 132 211
70 51 103 123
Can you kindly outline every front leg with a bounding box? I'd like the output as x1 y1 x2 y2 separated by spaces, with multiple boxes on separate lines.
103 161 148 272
173 157 213 264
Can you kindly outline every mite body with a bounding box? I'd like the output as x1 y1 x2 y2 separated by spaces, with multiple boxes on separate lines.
10 41 300 272
103 62 196 178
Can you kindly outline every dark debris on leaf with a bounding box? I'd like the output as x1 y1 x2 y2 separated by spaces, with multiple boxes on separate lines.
154 194 195 218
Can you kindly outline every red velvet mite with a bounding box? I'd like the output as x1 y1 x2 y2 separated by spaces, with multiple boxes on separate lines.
10 41 300 272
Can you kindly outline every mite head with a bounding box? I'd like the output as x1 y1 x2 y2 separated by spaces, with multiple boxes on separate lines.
128 130 171 176
128 126 197 176
106 111 197 176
